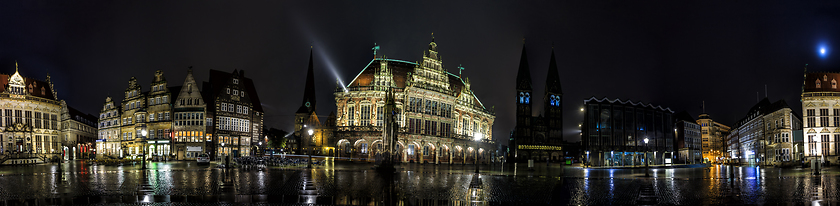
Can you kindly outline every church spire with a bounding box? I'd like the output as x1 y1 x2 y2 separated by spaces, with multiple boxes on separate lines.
515 44 532 91
298 48 317 114
545 48 562 94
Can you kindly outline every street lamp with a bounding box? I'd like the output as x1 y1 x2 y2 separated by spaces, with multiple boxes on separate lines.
474 132 482 173
141 129 147 169
644 138 650 177
308 129 314 168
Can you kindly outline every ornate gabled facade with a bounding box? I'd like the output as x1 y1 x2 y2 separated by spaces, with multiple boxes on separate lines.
119 76 147 158
97 96 121 158
145 71 173 158
0 62 62 160
334 37 496 164
511 46 564 162
98 68 264 161
205 69 262 159
173 68 206 160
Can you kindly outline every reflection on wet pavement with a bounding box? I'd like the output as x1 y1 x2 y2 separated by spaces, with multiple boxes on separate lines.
3 161 840 205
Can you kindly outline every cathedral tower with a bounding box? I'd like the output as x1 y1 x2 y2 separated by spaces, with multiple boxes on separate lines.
544 49 563 143
514 45 533 153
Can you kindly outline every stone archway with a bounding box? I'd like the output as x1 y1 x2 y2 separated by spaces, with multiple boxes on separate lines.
440 144 451 164
453 146 463 164
336 139 351 159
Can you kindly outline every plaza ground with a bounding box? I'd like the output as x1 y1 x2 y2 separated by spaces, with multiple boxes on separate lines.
1 157 839 205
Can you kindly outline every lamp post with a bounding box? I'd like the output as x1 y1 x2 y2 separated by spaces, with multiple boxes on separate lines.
221 142 226 166
474 132 482 173
307 129 314 168
141 129 147 170
644 138 650 177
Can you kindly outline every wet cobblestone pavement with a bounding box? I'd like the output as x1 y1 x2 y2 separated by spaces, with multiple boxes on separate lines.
2 159 840 205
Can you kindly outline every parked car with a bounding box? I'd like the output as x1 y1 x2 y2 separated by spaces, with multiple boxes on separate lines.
197 153 210 165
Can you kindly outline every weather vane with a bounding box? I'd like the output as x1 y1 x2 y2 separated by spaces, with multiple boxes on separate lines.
372 43 380 58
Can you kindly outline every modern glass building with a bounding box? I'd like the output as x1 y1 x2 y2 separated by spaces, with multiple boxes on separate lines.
582 97 674 167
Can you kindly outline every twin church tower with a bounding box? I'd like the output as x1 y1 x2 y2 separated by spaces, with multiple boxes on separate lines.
512 46 564 162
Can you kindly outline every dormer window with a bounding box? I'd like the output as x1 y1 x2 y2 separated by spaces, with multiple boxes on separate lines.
233 90 239 96
817 79 822 88
824 75 828 81
833 79 837 89
226 88 231 94
233 79 239 84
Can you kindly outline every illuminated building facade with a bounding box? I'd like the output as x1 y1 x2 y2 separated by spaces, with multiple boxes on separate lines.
98 69 263 161
802 71 840 164
60 101 97 160
0 63 62 159
172 69 208 160
511 47 564 162
334 37 495 164
114 73 173 160
97 96 121 158
582 97 675 167
204 69 263 159
697 113 730 163
728 98 801 166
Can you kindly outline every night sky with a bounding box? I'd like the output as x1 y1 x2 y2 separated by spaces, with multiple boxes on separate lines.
2 1 840 144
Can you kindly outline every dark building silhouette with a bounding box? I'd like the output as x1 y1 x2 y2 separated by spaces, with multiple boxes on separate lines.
512 46 564 162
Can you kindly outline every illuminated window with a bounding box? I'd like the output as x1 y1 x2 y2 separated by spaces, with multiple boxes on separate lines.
817 79 822 88
525 93 530 104
833 79 837 89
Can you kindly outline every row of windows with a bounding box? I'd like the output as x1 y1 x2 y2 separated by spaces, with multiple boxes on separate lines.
226 87 246 97
518 92 531 104
219 102 249 115
152 84 165 92
806 134 840 156
148 96 169 106
180 98 201 106
405 118 458 138
346 104 402 127
174 131 204 143
407 97 453 118
217 117 249 132
1 110 58 130
815 77 838 89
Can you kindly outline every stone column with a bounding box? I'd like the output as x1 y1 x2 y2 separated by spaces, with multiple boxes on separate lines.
435 143 440 164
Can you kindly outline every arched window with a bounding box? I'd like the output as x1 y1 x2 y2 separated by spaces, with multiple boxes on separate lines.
817 79 822 88
525 93 530 104
550 95 555 106
833 79 837 89
518 92 524 104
